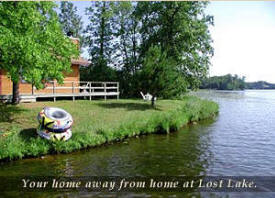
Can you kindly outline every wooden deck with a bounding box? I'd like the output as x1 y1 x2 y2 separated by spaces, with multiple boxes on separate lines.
0 81 119 102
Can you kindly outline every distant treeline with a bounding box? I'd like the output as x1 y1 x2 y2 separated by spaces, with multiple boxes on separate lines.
200 74 246 90
246 81 275 89
200 74 275 90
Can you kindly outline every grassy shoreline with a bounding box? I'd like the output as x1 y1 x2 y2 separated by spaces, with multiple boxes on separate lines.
0 96 218 161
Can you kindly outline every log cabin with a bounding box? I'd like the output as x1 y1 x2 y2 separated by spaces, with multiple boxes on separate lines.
0 37 119 102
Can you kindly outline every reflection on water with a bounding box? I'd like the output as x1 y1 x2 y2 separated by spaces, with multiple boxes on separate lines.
1 90 275 198
0 121 214 177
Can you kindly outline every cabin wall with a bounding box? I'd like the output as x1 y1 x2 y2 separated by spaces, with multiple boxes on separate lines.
0 69 13 95
0 64 80 95
34 64 80 94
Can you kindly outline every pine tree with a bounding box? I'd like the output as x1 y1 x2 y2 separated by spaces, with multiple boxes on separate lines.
59 2 84 45
84 1 115 81
141 45 184 106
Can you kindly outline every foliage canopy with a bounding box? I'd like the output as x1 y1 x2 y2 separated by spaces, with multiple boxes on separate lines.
82 2 214 100
0 2 79 103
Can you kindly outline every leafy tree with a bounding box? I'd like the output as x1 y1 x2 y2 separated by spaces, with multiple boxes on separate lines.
0 2 79 104
136 2 214 91
111 2 141 97
81 2 213 99
59 2 84 45
112 2 139 72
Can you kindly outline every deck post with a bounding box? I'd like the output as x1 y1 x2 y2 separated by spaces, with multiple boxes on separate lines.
72 82 75 101
89 82 91 101
32 84 34 95
104 82 106 100
53 81 56 102
117 82 119 100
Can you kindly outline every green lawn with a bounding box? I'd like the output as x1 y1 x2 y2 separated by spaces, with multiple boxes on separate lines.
0 96 218 161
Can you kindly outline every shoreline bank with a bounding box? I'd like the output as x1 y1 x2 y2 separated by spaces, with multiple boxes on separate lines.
0 96 219 162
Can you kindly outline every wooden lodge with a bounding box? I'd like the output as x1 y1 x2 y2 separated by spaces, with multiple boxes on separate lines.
0 38 119 103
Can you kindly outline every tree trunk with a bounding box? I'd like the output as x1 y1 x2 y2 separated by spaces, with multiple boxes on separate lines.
99 2 106 58
12 81 20 104
151 95 155 107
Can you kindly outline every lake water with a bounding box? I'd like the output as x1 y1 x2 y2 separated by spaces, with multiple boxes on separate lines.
1 90 275 198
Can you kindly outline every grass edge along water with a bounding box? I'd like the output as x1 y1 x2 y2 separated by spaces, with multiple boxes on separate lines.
0 96 219 162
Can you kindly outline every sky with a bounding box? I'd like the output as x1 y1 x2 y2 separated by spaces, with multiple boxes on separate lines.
206 1 275 83
69 1 275 83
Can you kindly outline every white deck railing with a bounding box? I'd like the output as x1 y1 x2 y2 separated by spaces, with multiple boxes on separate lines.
32 81 119 101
